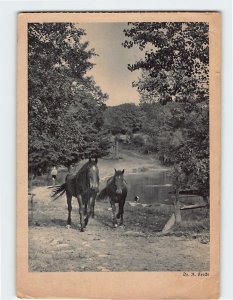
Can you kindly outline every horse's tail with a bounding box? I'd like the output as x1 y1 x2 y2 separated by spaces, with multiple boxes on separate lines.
51 183 66 200
97 187 108 201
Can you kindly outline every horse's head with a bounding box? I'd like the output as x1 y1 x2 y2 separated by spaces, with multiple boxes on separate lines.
87 158 99 192
114 169 125 195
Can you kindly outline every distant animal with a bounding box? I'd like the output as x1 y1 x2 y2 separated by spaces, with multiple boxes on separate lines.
134 196 140 202
51 158 99 232
98 169 127 227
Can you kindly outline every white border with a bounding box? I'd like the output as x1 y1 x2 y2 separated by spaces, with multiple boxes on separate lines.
0 1 232 299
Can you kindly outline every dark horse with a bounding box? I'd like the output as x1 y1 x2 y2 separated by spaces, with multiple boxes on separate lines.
98 169 127 227
52 158 99 232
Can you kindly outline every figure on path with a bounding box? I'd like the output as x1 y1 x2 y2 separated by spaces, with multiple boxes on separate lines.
51 166 58 186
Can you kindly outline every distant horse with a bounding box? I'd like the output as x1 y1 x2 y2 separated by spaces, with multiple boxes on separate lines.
51 158 99 232
98 169 127 227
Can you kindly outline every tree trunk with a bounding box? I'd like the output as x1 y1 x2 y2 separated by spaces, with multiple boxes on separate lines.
115 138 119 159
28 173 33 189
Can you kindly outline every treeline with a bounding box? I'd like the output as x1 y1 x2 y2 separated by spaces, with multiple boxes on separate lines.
104 103 145 135
122 22 209 198
28 23 110 175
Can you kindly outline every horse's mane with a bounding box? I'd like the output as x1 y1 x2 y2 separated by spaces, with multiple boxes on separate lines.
107 176 113 184
76 161 91 178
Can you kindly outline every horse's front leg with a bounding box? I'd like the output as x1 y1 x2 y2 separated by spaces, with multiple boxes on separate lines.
66 193 72 228
110 199 117 228
77 194 85 232
119 198 126 226
90 194 96 218
84 196 91 227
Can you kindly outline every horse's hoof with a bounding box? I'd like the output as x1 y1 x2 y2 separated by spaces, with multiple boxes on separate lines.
113 224 118 228
66 225 71 229
80 228 85 232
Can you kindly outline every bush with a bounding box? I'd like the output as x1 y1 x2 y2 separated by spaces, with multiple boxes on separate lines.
132 135 145 147
143 142 158 154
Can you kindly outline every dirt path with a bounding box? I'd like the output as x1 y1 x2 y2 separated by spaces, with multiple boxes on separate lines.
29 149 209 272
29 190 209 272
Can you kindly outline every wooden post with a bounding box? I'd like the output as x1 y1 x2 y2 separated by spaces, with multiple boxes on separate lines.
173 188 182 224
28 193 35 224
162 213 176 233
162 189 181 233
29 173 34 189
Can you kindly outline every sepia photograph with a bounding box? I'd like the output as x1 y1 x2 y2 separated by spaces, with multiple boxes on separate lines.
17 12 220 299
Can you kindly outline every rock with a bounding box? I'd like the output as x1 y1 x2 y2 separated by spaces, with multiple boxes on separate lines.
141 204 152 208
123 230 147 237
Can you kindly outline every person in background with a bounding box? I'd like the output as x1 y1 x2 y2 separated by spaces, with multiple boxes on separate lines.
51 166 58 186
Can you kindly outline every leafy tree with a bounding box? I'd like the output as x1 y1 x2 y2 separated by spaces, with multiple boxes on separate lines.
140 102 162 150
123 22 209 197
124 22 208 105
28 23 110 175
104 103 145 135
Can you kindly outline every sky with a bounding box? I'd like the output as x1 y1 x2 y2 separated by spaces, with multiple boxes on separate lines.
79 23 144 106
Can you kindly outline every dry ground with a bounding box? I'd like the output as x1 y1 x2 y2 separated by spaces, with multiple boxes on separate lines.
29 188 209 272
29 148 209 272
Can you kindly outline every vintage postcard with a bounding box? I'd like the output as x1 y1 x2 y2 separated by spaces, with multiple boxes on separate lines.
17 12 221 299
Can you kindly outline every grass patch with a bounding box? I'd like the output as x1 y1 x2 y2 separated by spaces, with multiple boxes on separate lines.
124 202 209 242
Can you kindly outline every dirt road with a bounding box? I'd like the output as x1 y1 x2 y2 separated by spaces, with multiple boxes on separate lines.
29 149 209 272
29 196 209 272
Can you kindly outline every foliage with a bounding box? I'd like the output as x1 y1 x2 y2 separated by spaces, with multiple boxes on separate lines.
103 103 145 135
124 22 209 105
132 135 146 147
28 23 110 174
140 102 162 150
124 22 209 196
